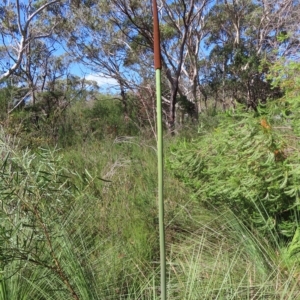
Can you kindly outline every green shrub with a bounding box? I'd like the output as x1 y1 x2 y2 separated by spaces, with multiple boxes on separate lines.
167 99 300 244
56 96 140 147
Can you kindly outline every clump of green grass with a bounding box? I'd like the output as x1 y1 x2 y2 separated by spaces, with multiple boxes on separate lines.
0 129 191 298
165 208 300 299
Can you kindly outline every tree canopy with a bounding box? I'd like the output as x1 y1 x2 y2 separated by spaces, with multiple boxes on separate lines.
0 0 299 130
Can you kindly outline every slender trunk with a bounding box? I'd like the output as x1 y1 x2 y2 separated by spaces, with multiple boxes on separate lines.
204 95 208 110
25 34 37 106
222 60 226 111
230 96 236 111
120 83 128 123
169 78 178 135
214 91 218 110
169 85 177 134
247 81 253 110
192 69 200 118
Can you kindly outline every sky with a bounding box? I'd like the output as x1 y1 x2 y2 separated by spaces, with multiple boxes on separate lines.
85 73 119 92
62 56 120 93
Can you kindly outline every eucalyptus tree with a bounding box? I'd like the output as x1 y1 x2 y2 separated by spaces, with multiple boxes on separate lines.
66 0 211 131
205 0 300 109
14 39 58 105
158 0 212 127
0 0 65 82
65 0 149 122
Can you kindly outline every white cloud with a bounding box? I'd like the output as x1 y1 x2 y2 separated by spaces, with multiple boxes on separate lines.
85 73 118 87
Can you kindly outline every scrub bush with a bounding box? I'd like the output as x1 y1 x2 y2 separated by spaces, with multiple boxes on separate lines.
167 99 300 246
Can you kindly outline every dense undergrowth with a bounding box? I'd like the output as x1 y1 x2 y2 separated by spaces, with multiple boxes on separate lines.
1 110 300 299
168 97 300 247
1 65 300 298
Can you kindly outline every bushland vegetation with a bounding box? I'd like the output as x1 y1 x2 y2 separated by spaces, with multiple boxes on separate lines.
0 60 300 299
1 0 300 299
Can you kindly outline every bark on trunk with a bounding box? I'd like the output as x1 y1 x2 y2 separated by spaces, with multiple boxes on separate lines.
169 85 178 135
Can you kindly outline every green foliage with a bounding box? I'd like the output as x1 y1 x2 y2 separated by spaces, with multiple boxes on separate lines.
0 86 11 120
0 128 188 298
167 100 300 242
1 123 299 298
177 95 196 117
268 59 300 98
4 109 54 148
0 140 82 298
0 81 27 121
276 31 290 43
2 93 140 149
160 24 178 39
58 96 139 147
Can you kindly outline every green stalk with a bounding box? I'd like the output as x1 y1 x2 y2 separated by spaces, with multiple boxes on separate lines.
152 1 166 299
156 68 166 300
